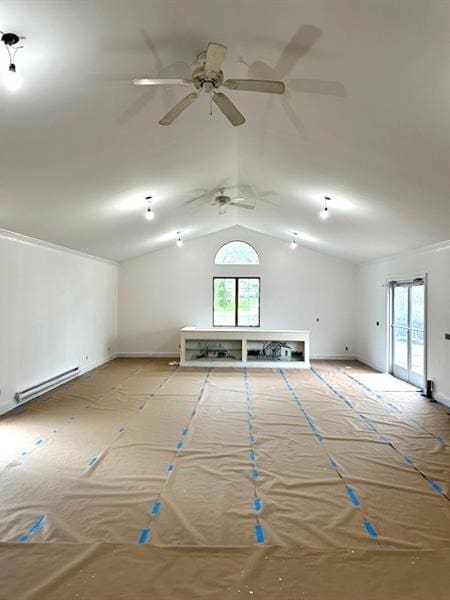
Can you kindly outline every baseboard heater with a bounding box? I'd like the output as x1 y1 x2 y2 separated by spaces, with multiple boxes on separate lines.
14 367 80 405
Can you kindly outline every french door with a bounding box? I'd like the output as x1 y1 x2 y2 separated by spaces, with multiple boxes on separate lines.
390 279 426 388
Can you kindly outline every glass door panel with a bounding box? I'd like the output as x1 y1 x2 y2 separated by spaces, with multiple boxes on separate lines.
391 281 425 388
392 326 409 381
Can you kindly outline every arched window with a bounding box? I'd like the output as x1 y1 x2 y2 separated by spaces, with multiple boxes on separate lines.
215 241 259 265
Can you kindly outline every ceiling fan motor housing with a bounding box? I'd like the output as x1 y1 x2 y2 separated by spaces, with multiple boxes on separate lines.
192 66 224 93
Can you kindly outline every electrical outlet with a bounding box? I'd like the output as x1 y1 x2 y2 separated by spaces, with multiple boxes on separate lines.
445 333 450 340
376 321 380 327
345 346 349 351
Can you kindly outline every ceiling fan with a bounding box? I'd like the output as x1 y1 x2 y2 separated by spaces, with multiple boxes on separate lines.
133 42 285 126
186 189 255 215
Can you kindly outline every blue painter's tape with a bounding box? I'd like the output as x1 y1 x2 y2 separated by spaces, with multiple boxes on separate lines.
182 428 188 436
254 498 262 512
151 501 161 516
363 521 378 539
35 438 45 445
346 487 361 507
138 528 150 545
29 515 47 535
167 464 174 472
19 535 29 543
176 441 183 450
251 469 259 480
255 524 265 544
404 456 414 467
315 433 323 443
329 459 338 469
88 457 97 467
249 450 256 462
249 422 253 432
428 480 444 495
435 436 446 445
380 435 391 444
249 435 255 445
191 409 196 417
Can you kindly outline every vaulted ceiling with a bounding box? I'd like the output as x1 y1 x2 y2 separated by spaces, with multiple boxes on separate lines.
1 0 449 262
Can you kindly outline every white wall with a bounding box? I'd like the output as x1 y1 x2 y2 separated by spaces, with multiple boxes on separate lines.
356 241 450 405
0 230 118 414
118 226 357 360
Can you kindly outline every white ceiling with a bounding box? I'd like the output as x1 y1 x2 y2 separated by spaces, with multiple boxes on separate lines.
0 0 449 263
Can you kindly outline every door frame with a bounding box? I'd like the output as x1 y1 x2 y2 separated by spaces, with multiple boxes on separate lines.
386 272 428 390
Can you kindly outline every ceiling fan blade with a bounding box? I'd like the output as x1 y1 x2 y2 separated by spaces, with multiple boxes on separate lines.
224 79 285 94
133 77 192 86
159 92 199 126
212 93 245 126
229 201 255 210
205 42 227 72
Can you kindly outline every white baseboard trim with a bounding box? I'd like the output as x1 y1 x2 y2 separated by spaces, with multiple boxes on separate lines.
354 356 385 373
311 354 356 361
434 392 450 408
0 353 117 417
118 352 180 358
80 353 118 374
0 398 24 416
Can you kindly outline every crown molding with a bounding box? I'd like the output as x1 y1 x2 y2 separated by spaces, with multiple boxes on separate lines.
360 239 450 267
0 227 118 266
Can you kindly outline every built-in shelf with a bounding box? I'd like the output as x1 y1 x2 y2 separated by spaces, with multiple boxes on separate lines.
180 328 310 369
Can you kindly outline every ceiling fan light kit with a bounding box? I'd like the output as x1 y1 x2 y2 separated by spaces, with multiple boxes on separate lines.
320 196 331 220
145 197 155 221
211 190 255 214
133 42 285 127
